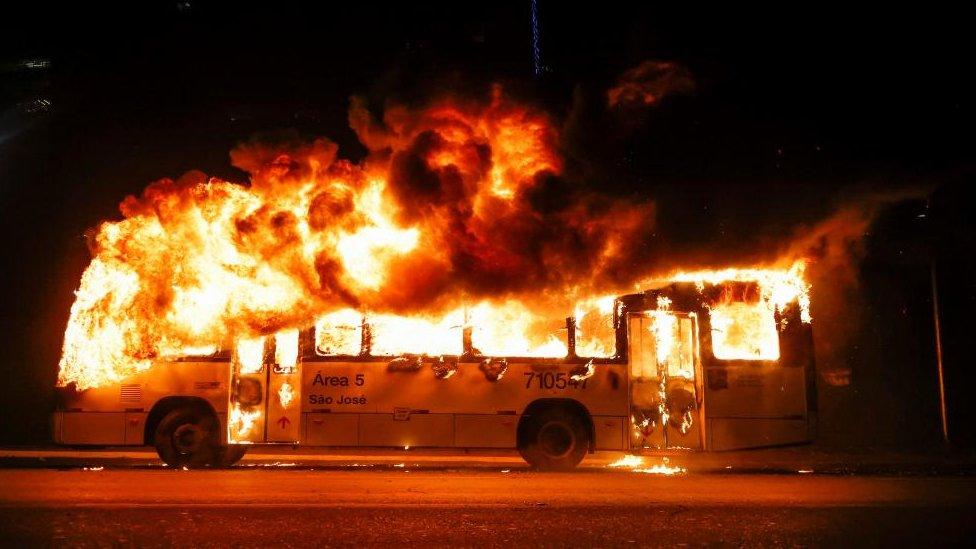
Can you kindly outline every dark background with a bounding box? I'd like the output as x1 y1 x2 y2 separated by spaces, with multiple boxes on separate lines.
0 2 971 449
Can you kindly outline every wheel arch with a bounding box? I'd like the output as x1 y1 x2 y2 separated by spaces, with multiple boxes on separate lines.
518 398 595 452
144 396 221 445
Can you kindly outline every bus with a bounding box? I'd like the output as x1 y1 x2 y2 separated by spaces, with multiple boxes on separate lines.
52 279 816 470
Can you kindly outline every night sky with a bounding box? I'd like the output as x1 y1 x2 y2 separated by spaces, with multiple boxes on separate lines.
0 2 972 448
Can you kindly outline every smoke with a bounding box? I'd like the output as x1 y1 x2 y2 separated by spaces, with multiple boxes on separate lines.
342 88 659 309
778 188 931 375
607 60 694 110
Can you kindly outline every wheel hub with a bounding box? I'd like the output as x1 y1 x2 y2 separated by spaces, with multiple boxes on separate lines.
538 421 574 459
172 423 205 455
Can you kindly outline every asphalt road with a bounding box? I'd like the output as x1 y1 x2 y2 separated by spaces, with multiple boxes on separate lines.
1 468 974 546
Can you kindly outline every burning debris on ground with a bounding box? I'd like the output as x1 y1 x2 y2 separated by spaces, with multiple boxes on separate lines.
607 454 686 476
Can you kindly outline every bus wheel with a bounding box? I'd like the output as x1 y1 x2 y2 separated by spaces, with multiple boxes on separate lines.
153 406 218 468
211 444 247 468
518 406 589 471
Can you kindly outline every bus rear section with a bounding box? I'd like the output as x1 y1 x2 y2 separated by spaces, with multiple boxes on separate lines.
53 278 815 469
619 281 815 453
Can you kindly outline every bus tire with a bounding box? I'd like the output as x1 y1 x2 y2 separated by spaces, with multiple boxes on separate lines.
212 444 247 468
153 406 219 468
517 406 589 471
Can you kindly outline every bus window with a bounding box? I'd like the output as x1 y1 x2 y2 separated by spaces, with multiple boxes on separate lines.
629 312 695 378
628 315 657 379
274 329 299 372
235 336 266 373
369 310 464 356
158 343 220 359
469 301 566 357
709 301 779 360
575 297 616 358
315 309 363 356
668 316 696 380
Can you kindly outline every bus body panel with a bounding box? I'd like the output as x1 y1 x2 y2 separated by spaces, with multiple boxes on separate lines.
301 361 628 417
54 360 231 446
55 360 631 450
55 412 126 445
703 365 808 418
297 360 629 449
707 417 809 450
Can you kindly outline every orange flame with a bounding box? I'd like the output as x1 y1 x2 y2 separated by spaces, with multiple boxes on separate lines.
664 261 811 360
57 88 812 389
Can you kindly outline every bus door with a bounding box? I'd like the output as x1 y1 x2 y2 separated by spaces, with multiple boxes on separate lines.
227 330 302 444
627 311 702 450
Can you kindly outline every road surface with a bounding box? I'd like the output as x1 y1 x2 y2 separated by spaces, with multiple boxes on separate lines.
1 468 974 546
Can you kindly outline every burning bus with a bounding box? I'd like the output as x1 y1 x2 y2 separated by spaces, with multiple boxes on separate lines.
52 265 815 470
51 92 819 469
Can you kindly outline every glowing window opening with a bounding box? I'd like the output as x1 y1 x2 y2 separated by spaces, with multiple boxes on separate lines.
469 312 566 358
274 329 299 373
709 301 780 361
315 309 364 357
574 301 616 359
235 336 266 374
369 311 464 357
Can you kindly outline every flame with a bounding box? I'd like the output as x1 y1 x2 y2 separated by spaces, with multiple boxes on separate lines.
650 296 677 365
574 295 617 357
709 297 780 360
607 454 645 468
314 308 363 356
370 309 464 356
335 181 420 290
278 381 295 408
161 344 218 358
664 261 811 361
229 403 260 441
57 86 813 389
274 329 298 371
607 454 686 475
668 261 811 322
634 463 687 475
236 336 265 374
468 301 567 357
